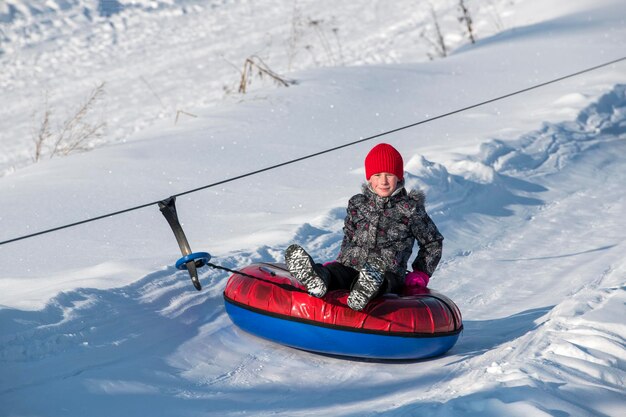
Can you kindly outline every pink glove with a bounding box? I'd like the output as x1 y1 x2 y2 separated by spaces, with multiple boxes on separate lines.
405 270 430 288
323 260 338 267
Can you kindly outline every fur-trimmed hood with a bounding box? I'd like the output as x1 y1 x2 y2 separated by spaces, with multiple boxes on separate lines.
361 182 426 206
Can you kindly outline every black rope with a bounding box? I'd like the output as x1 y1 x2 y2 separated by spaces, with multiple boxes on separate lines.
1 56 624 247
206 262 260 280
207 262 308 293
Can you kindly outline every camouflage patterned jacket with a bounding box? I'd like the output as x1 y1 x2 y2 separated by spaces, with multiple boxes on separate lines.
337 184 443 284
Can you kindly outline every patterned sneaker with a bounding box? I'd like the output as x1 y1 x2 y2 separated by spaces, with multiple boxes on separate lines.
285 244 329 298
347 261 385 311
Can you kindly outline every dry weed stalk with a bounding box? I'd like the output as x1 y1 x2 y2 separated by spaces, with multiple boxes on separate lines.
33 96 52 162
285 7 343 69
308 18 336 66
421 3 448 60
175 110 198 125
238 55 293 94
458 0 476 44
286 2 305 70
33 82 107 161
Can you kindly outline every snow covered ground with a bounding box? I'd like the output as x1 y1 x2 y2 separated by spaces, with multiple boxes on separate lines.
1 0 625 416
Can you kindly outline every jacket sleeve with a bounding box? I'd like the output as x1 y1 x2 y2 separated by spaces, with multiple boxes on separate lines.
339 196 359 255
410 202 443 277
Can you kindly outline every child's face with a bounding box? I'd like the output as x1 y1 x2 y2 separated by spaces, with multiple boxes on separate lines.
368 173 399 197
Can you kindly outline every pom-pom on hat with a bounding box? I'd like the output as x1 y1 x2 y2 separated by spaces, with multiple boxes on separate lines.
364 143 404 181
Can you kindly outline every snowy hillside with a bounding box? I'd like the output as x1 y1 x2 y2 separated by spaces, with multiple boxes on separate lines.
2 0 539 176
1 0 626 416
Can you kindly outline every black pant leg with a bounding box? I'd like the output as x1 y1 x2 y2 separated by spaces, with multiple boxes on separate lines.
320 262 359 291
320 263 404 295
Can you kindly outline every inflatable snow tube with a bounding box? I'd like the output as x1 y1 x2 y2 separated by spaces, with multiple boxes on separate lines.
223 263 463 360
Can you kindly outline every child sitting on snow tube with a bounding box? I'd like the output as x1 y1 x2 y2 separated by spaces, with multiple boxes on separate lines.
285 142 444 311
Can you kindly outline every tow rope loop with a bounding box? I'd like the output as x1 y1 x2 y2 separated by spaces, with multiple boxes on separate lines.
160 195 296 291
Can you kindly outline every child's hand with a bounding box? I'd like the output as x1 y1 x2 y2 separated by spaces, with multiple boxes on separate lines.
405 271 430 288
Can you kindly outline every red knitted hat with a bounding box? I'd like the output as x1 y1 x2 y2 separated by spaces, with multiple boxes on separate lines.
364 143 404 181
